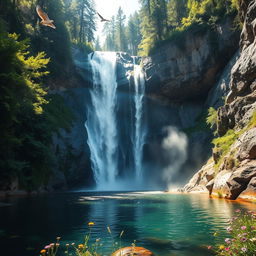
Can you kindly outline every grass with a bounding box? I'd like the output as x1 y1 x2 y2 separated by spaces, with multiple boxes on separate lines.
212 129 242 170
39 223 125 256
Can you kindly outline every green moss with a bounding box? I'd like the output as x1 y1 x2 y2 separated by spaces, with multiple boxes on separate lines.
212 129 243 170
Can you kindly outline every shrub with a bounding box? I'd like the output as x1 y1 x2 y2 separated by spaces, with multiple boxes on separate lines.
206 107 218 129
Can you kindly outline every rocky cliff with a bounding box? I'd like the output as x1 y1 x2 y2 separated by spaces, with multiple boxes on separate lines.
183 0 256 202
40 15 243 192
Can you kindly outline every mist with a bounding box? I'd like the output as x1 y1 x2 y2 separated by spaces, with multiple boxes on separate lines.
161 126 188 190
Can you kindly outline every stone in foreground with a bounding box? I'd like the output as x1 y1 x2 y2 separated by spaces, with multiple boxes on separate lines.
112 247 154 256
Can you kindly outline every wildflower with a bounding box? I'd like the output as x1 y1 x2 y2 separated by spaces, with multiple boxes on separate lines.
225 238 231 244
240 237 247 242
88 222 95 226
40 249 46 254
251 226 256 230
235 209 241 213
78 244 84 249
241 226 246 230
207 246 212 250
44 245 51 249
96 238 100 243
219 245 225 250
56 243 60 247
241 247 247 253
225 247 230 251
250 237 256 242
50 243 55 247
66 244 70 247
226 226 232 232
71 243 75 246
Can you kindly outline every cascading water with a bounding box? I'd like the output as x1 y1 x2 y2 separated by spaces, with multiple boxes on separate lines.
86 52 147 190
132 58 146 183
85 52 118 188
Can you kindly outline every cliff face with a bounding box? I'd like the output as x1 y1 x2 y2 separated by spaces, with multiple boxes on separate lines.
183 0 256 201
142 18 239 102
45 16 242 191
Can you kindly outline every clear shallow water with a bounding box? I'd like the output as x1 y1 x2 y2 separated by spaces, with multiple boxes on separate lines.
0 192 255 256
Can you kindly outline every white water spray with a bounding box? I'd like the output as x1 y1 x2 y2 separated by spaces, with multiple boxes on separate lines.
132 58 146 182
86 52 118 188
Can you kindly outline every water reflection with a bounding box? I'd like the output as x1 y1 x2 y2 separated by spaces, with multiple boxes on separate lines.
0 192 255 256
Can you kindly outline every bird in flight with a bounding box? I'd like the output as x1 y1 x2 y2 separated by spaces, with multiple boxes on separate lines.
36 5 56 29
97 12 110 22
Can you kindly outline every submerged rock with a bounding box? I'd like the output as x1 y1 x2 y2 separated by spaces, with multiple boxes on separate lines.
112 247 154 256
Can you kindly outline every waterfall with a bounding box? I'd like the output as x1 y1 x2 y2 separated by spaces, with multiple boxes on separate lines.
85 52 118 188
86 52 146 190
132 58 146 182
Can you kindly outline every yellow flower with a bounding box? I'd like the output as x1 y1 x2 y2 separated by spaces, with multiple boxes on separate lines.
40 249 46 254
219 245 225 250
78 244 84 249
88 222 95 226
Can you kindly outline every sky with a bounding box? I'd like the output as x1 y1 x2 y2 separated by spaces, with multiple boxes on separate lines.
94 0 141 45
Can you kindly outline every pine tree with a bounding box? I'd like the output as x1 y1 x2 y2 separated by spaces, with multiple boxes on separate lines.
115 7 128 52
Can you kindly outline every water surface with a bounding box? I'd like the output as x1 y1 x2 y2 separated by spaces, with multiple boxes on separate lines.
0 192 254 256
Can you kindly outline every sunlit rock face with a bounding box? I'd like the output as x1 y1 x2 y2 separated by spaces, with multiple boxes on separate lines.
184 0 256 200
142 18 239 102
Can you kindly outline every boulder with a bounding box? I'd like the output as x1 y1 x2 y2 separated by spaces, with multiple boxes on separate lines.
238 128 256 160
226 162 256 199
112 247 154 256
206 180 214 194
183 160 214 193
212 170 232 197
239 176 256 201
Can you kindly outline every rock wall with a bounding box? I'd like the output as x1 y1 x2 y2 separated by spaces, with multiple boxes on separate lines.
183 0 256 201
142 18 239 102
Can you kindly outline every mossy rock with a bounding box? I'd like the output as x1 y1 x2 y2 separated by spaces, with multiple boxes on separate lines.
112 247 154 256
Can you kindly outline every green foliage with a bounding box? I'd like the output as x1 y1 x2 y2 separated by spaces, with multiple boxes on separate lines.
211 209 256 255
73 41 94 55
212 129 242 170
0 21 74 191
44 94 75 132
139 0 239 56
206 107 218 129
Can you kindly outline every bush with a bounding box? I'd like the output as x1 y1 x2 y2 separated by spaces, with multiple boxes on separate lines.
206 107 218 129
209 209 256 255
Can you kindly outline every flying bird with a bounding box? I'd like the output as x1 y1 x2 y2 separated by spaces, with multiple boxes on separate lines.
36 5 56 29
97 12 110 22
